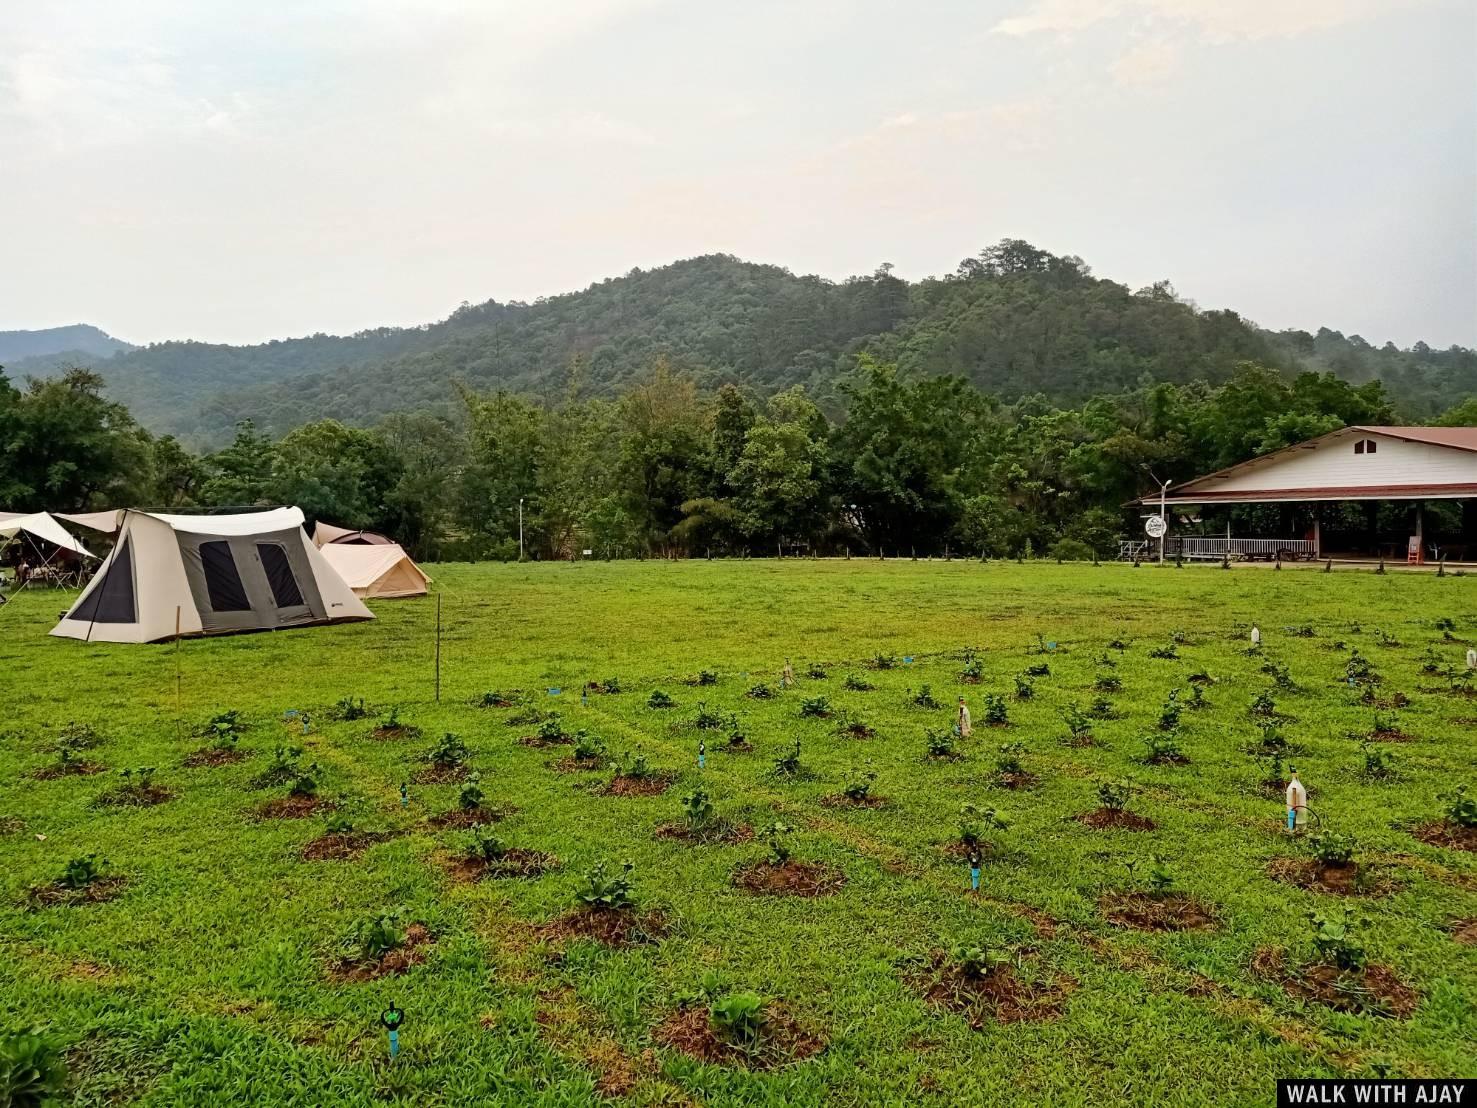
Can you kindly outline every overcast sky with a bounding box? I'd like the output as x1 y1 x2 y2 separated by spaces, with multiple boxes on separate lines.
3 0 1473 348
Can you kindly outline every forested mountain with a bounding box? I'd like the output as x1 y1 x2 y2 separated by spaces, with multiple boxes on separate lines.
0 324 134 363
7 242 1475 446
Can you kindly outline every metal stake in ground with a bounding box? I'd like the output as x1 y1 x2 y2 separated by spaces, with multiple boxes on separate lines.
968 847 982 892
434 592 442 703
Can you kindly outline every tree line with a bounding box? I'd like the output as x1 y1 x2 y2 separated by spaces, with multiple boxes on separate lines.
5 353 1465 562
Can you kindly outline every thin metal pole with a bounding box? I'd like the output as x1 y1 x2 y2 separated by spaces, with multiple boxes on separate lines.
174 605 182 742
1159 480 1167 564
434 592 442 703
518 499 525 562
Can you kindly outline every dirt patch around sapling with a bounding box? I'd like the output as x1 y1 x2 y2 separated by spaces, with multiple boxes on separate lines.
183 747 245 768
31 761 105 780
1076 808 1156 831
654 1004 825 1070
412 763 468 785
301 831 395 861
1412 821 1477 852
256 794 337 820
654 820 754 845
1062 735 1098 749
909 950 1073 1027
551 755 607 773
1265 858 1396 897
518 733 573 748
1450 918 1477 945
427 805 507 830
91 783 175 809
445 848 558 882
992 770 1039 790
538 907 668 948
732 859 846 897
330 924 434 981
601 774 675 797
1367 727 1414 743
30 877 128 908
939 840 1001 862
1100 892 1216 931
719 739 754 753
0 815 27 835
1144 751 1191 766
819 793 890 810
369 724 422 742
1252 947 1417 1018
837 722 876 740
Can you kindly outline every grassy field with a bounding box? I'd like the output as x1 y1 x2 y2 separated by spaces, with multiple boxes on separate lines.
1 560 1474 1106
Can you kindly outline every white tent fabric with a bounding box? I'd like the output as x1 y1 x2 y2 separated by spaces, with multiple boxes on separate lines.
51 507 373 643
0 511 96 558
313 521 395 547
318 542 430 599
57 509 126 534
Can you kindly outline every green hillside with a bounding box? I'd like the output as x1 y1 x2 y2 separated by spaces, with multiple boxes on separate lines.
8 243 1476 445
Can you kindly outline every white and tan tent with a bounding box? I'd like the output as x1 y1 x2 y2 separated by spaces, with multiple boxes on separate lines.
51 507 373 643
313 521 395 547
317 542 430 599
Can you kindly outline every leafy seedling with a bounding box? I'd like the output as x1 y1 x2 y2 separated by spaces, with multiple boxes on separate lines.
709 992 767 1046
576 862 635 911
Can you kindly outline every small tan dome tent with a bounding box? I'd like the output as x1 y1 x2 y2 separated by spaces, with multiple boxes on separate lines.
316 542 430 599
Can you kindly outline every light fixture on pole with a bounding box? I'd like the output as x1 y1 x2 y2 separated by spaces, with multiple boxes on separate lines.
1141 466 1171 564
518 498 525 562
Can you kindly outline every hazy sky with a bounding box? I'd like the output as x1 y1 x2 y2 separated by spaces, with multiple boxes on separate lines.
3 0 1474 348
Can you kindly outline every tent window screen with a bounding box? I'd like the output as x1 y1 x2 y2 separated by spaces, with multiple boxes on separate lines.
258 543 305 608
200 541 251 611
69 538 136 624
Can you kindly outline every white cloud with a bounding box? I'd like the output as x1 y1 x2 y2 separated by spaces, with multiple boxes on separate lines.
1110 39 1181 85
994 0 1417 41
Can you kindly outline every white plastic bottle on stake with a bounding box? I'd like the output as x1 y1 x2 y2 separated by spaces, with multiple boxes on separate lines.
1467 648 1476 671
1285 769 1307 832
1250 624 1261 646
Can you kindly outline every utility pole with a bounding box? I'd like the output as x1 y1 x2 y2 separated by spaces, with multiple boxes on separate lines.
518 498 525 561
1142 465 1172 565
1159 478 1168 565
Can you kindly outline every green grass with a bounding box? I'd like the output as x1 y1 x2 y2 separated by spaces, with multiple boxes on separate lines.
1 560 1474 1105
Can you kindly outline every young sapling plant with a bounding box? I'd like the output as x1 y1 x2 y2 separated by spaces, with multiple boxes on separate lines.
911 685 941 710
708 992 767 1046
576 861 636 911
798 696 832 719
982 694 1010 726
762 822 793 865
647 690 676 709
842 673 874 692
772 739 804 777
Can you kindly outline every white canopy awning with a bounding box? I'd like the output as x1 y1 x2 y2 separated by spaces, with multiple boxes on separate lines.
59 507 305 537
0 511 96 558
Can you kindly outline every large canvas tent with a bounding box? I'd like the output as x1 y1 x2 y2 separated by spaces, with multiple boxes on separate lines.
317 542 430 599
51 507 373 643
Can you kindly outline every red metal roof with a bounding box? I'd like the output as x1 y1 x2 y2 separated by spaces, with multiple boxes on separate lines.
1156 482 1477 505
1129 425 1477 506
